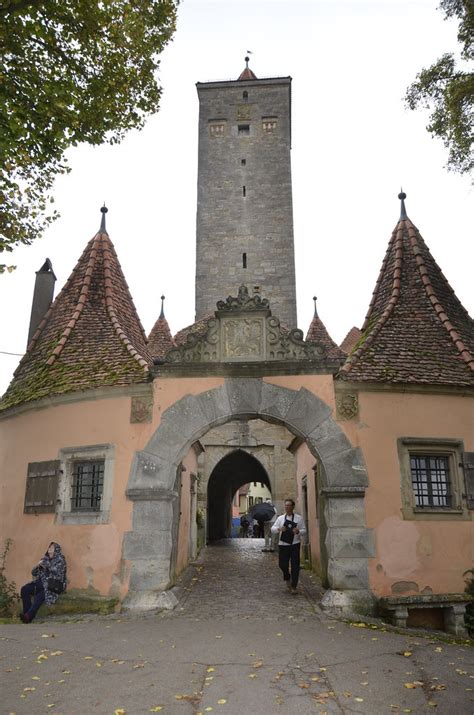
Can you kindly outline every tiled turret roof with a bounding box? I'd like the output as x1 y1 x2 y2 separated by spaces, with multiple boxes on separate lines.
340 327 362 355
339 194 474 386
0 211 151 411
306 297 346 361
148 296 175 362
238 56 257 81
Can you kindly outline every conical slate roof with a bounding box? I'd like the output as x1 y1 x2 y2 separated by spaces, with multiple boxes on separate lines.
340 327 362 355
306 297 346 361
339 195 474 386
148 296 175 362
0 215 151 411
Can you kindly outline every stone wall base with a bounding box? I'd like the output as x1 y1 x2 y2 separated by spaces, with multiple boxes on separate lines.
320 588 376 616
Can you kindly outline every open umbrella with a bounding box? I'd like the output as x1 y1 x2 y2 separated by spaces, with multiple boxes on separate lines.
249 502 276 522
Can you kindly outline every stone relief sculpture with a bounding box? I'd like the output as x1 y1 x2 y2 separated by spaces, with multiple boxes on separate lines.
165 285 332 365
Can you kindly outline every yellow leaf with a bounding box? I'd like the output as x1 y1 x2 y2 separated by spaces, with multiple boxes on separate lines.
311 676 320 681
37 654 48 661
355 697 364 702
435 647 442 653
298 683 309 689
84 656 93 660
31 676 40 680
215 635 222 639
276 633 282 637
252 660 263 668
58 679 65 683
351 622 366 628
115 710 126 715
319 667 327 672
149 708 163 713
23 687 35 692
175 695 184 700
217 699 227 704
96 662 102 668
404 683 416 689
248 673 257 679
50 651 62 656
207 667 215 672
403 651 412 657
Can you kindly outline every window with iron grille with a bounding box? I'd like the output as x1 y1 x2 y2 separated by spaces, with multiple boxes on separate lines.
398 438 468 520
71 460 104 511
410 454 451 508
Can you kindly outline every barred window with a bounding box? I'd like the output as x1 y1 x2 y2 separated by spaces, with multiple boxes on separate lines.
410 454 451 508
71 460 104 511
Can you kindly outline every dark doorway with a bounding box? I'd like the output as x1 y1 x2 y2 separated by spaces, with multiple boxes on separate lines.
207 450 270 541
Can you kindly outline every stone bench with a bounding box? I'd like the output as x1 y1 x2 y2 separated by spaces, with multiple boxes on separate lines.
38 592 118 618
379 594 471 638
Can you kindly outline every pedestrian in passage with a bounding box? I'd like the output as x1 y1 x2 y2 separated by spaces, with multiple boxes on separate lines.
19 542 67 623
271 499 306 594
262 498 277 552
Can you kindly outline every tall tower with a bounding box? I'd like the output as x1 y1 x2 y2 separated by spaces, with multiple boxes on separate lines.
195 58 297 328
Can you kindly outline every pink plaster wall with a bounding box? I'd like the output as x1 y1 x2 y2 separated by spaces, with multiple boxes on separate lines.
0 393 154 600
356 391 474 597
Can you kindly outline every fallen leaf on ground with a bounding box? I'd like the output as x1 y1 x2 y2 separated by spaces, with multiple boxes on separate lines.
114 710 126 715
149 708 163 713
50 651 62 656
248 673 257 679
252 660 263 668
207 667 215 672
217 699 227 704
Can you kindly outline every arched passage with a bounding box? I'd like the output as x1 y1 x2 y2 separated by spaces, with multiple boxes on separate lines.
124 379 375 614
207 449 270 541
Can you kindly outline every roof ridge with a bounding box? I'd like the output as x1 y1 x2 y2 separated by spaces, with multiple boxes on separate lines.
341 222 404 374
407 222 474 370
45 233 101 366
102 237 149 371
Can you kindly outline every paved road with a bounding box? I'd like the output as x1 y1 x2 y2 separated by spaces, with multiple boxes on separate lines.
1 539 473 714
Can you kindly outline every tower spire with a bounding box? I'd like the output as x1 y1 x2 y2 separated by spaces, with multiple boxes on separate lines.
100 204 108 233
313 296 318 318
160 295 165 319
398 189 407 220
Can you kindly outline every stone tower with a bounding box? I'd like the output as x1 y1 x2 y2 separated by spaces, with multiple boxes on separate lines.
195 58 297 328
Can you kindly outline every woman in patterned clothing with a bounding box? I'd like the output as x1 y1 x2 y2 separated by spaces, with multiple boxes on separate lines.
20 542 67 623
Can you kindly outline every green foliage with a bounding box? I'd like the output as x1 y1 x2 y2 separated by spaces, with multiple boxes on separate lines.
463 568 474 636
405 0 473 175
0 538 18 616
0 0 178 271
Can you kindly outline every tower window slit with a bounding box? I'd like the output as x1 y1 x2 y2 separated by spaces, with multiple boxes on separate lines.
243 253 247 269
242 186 246 197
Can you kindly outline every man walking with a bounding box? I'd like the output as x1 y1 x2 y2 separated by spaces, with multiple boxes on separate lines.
271 498 306 594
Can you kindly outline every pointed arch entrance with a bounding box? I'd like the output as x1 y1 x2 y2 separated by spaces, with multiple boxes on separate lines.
207 449 271 541
124 379 375 614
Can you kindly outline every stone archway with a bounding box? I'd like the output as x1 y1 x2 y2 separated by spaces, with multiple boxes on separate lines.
207 449 271 540
123 379 375 613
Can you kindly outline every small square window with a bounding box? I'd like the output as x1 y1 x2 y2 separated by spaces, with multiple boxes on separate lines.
56 444 114 525
71 460 104 512
398 439 468 520
238 124 250 135
410 454 451 508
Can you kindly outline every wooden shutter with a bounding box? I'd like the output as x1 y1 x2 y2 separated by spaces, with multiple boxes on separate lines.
24 460 60 514
462 452 474 510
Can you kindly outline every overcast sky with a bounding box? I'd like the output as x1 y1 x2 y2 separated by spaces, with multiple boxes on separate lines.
0 0 472 396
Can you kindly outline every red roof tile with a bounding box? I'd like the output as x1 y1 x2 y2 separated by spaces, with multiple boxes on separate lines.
148 299 175 362
339 206 474 386
306 299 346 361
238 57 257 81
340 327 362 354
1 229 151 411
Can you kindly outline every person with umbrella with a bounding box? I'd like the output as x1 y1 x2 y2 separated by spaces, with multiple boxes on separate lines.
249 499 277 551
271 498 306 594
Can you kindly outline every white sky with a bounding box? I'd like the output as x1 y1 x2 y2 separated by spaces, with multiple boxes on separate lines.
0 0 472 396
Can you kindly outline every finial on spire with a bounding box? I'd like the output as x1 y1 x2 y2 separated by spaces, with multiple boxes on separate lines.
313 296 318 318
100 203 108 233
245 55 249 68
159 295 165 319
398 189 407 220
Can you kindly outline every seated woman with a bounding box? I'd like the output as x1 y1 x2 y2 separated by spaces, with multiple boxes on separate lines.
19 542 67 623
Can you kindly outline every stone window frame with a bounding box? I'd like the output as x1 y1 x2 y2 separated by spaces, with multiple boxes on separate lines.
398 438 469 521
56 444 115 525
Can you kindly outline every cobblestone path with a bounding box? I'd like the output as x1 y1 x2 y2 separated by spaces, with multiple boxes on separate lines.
170 538 325 622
